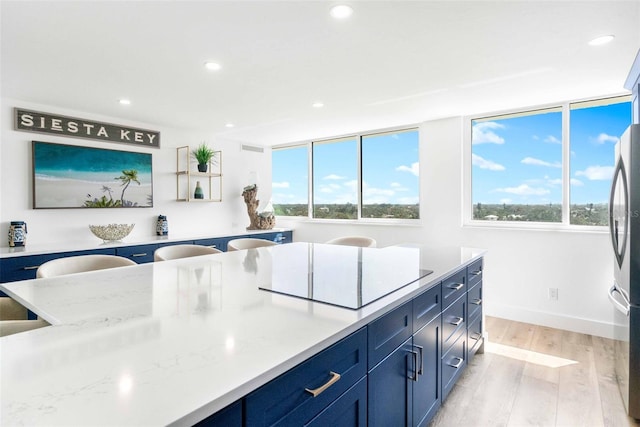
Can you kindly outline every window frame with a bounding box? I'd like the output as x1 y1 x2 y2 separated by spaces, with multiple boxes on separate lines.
463 95 631 231
272 124 422 225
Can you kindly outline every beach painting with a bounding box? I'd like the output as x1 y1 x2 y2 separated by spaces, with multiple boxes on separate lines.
32 141 153 209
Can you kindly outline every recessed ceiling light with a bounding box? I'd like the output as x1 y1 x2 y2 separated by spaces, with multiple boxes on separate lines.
312 102 324 108
119 99 131 105
204 61 222 71
588 35 615 46
330 5 353 19
225 123 235 128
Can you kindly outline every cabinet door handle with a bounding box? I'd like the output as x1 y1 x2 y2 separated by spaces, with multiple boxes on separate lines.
447 283 464 291
22 266 40 270
470 333 482 340
206 245 217 248
305 371 341 397
447 357 464 369
409 350 419 382
449 316 463 326
131 253 147 257
414 344 424 375
471 298 482 305
471 270 482 276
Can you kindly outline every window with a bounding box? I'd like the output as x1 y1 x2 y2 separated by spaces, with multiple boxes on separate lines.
472 108 563 222
569 97 632 225
272 145 309 217
469 96 631 226
361 130 419 219
313 137 358 219
271 127 420 221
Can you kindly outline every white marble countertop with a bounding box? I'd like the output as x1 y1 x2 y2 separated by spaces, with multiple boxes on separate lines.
0 243 485 426
0 228 292 258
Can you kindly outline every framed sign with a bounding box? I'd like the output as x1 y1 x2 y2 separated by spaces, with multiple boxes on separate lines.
32 141 153 209
16 108 160 148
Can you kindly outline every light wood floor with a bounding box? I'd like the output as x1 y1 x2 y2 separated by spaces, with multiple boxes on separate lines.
430 316 640 427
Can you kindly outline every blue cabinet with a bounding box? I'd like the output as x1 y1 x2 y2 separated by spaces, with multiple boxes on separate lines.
245 327 367 426
194 401 242 426
116 244 160 264
0 248 117 284
307 378 367 427
193 237 228 252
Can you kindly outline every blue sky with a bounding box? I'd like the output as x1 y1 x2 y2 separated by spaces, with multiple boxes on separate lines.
472 101 631 205
272 130 419 205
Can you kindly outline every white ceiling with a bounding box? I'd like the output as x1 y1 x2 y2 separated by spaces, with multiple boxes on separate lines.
2 1 639 146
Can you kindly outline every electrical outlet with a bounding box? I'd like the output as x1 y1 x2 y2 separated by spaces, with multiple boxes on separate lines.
548 287 558 300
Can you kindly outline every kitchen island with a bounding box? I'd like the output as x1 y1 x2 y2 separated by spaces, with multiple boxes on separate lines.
0 242 484 426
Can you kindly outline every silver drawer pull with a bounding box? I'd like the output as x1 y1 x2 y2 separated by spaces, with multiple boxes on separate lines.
131 253 147 257
414 344 424 375
22 266 40 270
447 283 464 291
471 270 482 276
470 333 482 340
409 350 419 382
447 357 464 369
471 298 482 306
305 371 341 397
449 316 463 326
206 245 217 248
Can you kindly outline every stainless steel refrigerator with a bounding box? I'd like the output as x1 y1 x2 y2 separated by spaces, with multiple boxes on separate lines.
608 124 640 420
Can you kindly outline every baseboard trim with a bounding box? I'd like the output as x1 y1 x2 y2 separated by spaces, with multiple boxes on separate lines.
486 304 614 339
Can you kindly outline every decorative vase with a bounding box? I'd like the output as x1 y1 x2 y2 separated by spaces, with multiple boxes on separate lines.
197 163 208 173
194 181 204 199
156 215 168 236
8 221 27 247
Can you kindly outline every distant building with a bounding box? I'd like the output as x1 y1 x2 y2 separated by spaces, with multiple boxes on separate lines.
484 215 499 221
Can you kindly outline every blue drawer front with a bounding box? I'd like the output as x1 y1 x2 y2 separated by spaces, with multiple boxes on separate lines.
467 258 483 288
193 237 229 252
116 244 159 264
194 400 242 426
306 377 367 427
442 269 466 309
245 327 367 427
413 283 441 333
368 301 412 370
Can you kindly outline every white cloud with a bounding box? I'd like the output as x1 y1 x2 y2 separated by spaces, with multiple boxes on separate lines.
544 135 561 144
272 181 290 189
472 154 505 171
596 133 620 144
390 182 409 191
472 121 505 145
575 165 615 181
396 162 419 177
323 174 345 180
521 157 561 168
493 184 550 196
571 178 584 186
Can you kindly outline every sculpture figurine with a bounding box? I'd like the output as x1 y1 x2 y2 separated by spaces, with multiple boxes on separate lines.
242 184 275 230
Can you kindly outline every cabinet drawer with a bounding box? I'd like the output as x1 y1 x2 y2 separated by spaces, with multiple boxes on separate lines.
116 244 159 264
413 283 441 333
442 294 466 352
442 331 466 400
0 248 117 283
245 328 367 427
442 269 466 309
468 314 483 363
193 237 228 252
194 400 241 427
368 301 412 369
467 281 482 321
307 377 367 427
467 258 483 288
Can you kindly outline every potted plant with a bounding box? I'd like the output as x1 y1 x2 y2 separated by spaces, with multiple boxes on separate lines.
191 143 216 172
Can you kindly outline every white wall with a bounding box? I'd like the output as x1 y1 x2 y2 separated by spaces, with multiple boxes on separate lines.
277 117 614 338
0 99 272 246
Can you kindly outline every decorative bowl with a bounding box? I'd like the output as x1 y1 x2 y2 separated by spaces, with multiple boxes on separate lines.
89 224 135 242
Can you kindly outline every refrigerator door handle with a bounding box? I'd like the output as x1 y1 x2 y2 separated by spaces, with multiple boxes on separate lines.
609 282 630 317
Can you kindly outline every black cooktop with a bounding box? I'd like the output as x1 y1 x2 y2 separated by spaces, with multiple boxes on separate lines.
258 243 433 310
